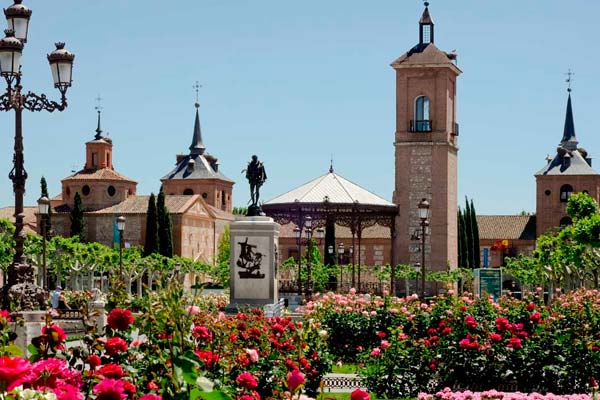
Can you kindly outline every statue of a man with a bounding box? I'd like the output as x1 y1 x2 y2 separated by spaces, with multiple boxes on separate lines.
245 155 267 209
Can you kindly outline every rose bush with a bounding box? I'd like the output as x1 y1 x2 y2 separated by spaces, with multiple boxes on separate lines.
307 288 600 398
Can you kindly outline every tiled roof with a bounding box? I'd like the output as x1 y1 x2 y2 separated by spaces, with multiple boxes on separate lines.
0 206 37 234
279 222 391 239
265 170 395 207
476 215 536 241
90 195 197 215
161 153 233 183
536 149 599 176
62 168 137 183
391 43 460 71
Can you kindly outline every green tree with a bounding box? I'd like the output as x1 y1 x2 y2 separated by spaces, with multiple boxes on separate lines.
144 193 159 257
464 197 475 268
567 192 599 221
214 225 230 286
157 187 174 257
70 192 85 239
470 198 481 268
458 208 468 268
40 176 52 238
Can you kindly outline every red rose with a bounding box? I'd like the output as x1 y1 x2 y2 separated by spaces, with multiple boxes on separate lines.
442 327 452 335
88 354 101 369
0 356 32 391
140 395 162 400
530 312 541 323
286 369 305 391
42 324 67 345
350 388 370 400
105 337 128 356
147 381 159 391
93 378 127 400
490 333 502 342
507 337 522 349
236 372 258 390
192 326 213 342
107 309 134 331
123 380 137 398
526 302 535 311
464 315 477 329
99 363 126 379
495 317 509 333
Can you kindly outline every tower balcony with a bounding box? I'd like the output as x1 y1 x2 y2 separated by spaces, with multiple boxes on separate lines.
410 120 432 132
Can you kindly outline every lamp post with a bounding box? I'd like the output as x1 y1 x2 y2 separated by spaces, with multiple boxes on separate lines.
293 226 302 295
327 245 334 289
417 198 430 298
337 243 344 292
413 262 420 295
37 196 49 290
117 216 125 279
1 0 75 310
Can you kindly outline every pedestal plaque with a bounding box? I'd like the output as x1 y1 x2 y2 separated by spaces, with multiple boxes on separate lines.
227 216 279 310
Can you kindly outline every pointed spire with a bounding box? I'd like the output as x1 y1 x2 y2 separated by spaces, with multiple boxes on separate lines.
189 102 205 155
94 94 104 140
419 1 434 44
560 92 577 150
329 155 334 173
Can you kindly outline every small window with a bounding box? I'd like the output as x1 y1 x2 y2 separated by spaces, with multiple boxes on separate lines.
183 188 194 195
413 96 431 132
560 216 572 227
92 152 98 168
107 186 116 197
202 192 208 199
560 184 573 202
82 185 91 196
544 189 551 196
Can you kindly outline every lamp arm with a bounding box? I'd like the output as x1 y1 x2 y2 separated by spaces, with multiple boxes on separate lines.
23 91 67 112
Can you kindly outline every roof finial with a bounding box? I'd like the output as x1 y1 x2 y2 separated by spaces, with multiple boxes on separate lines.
94 94 103 140
424 1 429 7
193 80 202 108
329 155 334 173
565 69 574 93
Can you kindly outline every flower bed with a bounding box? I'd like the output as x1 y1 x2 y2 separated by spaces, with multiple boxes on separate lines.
306 288 600 397
419 388 594 400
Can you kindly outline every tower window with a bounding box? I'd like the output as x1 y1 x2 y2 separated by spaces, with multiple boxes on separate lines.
412 96 431 132
560 184 573 202
559 216 572 227
82 185 91 196
202 193 208 199
183 188 194 195
92 152 98 168
107 185 116 197
422 25 431 43
544 189 551 196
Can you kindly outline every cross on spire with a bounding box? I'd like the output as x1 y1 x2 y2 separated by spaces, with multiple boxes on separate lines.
94 94 103 140
329 155 334 173
565 69 574 92
193 81 202 108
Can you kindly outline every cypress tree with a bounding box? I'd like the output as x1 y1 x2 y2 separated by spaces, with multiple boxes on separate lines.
470 199 481 268
458 208 468 268
40 176 52 238
464 197 475 268
157 187 173 257
144 193 159 257
70 192 85 239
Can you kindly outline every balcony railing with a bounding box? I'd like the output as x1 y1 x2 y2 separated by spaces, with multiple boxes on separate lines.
453 122 459 136
410 119 432 132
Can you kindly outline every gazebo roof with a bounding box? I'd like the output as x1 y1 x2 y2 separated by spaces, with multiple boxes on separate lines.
265 170 395 207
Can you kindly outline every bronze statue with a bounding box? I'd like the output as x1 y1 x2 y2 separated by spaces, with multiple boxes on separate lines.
244 155 267 216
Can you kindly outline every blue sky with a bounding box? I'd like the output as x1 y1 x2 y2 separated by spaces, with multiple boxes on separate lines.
0 0 598 215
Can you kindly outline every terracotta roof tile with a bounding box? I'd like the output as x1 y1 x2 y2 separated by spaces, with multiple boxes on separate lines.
62 168 136 183
90 195 196 215
0 206 37 234
206 205 235 221
476 215 536 241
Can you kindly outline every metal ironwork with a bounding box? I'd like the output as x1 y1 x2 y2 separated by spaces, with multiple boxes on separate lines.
1 7 74 310
263 199 398 294
410 119 432 132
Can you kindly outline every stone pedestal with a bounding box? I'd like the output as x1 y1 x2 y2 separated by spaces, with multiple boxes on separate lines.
227 216 279 311
90 300 107 332
14 311 46 355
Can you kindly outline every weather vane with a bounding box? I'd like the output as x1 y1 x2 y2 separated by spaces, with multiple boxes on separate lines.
565 69 574 92
424 1 430 7
94 94 103 112
193 81 202 107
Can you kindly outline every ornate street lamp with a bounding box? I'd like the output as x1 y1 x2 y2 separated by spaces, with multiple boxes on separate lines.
294 226 302 295
417 198 430 298
117 216 126 279
1 1 75 310
37 196 49 290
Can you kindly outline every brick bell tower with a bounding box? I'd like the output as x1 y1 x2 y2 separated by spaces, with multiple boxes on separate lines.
392 2 461 292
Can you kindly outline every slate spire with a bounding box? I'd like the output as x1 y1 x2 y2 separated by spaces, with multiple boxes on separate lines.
189 102 206 155
561 92 578 151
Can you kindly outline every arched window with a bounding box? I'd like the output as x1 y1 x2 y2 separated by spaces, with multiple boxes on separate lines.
559 216 572 227
560 184 573 202
183 188 194 195
413 96 431 132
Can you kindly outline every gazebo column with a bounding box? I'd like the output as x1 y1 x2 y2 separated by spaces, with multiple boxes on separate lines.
357 224 363 293
324 216 336 289
351 226 356 289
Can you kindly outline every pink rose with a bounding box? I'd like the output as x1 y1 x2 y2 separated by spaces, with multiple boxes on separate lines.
245 348 259 363
350 388 370 400
286 369 305 391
